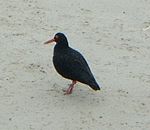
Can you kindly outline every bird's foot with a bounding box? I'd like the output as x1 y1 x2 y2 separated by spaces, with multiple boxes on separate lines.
63 85 73 95
63 80 77 95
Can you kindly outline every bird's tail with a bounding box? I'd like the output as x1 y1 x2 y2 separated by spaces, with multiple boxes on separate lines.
89 81 100 91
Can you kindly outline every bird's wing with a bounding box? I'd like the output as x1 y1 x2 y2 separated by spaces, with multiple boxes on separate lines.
63 49 95 83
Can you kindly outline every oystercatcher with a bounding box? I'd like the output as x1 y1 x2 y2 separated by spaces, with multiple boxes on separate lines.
44 33 100 94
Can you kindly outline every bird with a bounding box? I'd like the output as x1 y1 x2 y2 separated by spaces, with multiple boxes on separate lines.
44 32 100 95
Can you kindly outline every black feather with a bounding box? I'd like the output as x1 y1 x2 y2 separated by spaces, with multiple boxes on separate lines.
52 33 100 90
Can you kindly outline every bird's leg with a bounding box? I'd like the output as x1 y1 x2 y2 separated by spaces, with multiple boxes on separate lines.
64 80 77 95
69 80 77 93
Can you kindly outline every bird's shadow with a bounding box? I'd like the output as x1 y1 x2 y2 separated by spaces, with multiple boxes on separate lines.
48 83 105 107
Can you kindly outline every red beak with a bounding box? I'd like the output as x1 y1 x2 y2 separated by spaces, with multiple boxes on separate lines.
44 38 55 44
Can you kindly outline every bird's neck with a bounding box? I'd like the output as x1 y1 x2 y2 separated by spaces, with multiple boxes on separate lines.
54 42 69 54
55 41 69 48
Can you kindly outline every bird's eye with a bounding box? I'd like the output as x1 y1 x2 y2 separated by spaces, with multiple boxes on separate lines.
54 35 59 39
54 35 60 41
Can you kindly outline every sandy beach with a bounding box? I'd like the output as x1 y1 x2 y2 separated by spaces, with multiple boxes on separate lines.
0 0 150 129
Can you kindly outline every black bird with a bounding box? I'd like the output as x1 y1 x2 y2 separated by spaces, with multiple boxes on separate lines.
44 33 100 94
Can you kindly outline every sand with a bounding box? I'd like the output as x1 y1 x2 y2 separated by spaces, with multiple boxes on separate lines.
0 0 150 130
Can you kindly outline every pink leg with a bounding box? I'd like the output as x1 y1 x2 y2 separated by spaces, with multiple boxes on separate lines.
64 80 77 95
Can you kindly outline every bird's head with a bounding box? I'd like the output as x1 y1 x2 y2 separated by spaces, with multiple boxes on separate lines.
44 32 68 46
